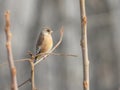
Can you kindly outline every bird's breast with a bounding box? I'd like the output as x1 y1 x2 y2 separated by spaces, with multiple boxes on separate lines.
40 34 53 53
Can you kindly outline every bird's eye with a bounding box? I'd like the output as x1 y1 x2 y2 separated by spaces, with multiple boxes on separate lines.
46 29 50 32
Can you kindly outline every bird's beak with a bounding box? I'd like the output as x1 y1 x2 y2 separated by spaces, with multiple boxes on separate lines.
50 30 53 33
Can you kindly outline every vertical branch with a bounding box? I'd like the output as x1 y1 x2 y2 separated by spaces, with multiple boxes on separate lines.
30 62 36 90
79 0 90 90
5 11 18 90
30 61 36 90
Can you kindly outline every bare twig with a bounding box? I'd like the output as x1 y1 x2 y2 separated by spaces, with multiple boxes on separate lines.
17 57 36 89
25 52 36 90
79 0 90 90
45 52 78 57
35 52 78 57
15 58 31 62
34 26 64 66
30 61 36 90
17 58 35 89
18 78 31 88
0 58 30 67
0 53 77 68
5 11 18 90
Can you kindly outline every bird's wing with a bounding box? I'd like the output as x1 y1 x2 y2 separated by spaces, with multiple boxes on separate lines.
36 32 44 54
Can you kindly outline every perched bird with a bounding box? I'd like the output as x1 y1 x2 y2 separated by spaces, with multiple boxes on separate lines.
34 28 53 63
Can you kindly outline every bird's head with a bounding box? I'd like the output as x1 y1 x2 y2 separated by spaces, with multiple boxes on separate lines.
43 28 53 35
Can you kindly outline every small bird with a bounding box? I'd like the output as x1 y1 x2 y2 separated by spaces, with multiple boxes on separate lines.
34 28 53 63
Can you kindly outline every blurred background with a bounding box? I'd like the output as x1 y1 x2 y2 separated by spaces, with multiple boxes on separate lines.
0 0 120 90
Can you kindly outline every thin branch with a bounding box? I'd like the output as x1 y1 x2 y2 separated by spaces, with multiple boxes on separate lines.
18 78 31 88
0 53 77 68
35 52 78 58
5 11 18 90
29 61 36 90
15 58 31 62
17 51 77 88
49 52 78 57
16 58 35 89
45 52 78 57
79 0 90 90
34 26 64 66
26 51 36 90
0 58 30 67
